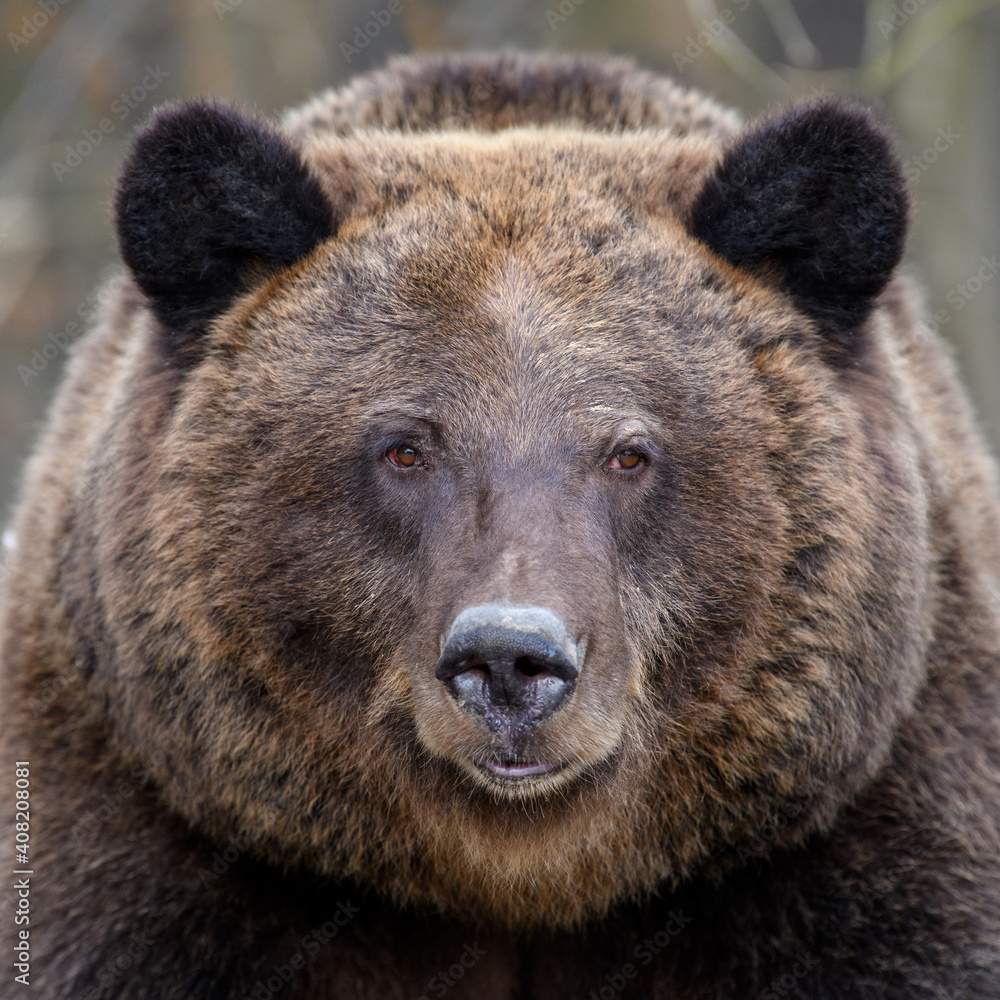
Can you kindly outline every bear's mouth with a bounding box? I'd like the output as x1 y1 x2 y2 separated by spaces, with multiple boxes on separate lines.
477 758 564 780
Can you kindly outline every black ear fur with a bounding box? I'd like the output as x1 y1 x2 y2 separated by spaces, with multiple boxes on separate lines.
689 100 908 340
114 100 335 348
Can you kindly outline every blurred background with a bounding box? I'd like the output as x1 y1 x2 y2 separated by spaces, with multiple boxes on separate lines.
1 0 998 541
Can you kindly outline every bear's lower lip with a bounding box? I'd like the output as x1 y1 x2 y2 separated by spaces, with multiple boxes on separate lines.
479 759 561 780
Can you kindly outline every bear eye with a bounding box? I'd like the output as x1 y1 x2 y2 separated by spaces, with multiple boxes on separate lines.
606 449 645 473
386 445 422 469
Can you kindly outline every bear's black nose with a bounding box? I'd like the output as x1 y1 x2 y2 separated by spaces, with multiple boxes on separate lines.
435 604 580 724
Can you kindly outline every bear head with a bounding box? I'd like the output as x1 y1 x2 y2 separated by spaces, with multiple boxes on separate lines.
98 88 920 928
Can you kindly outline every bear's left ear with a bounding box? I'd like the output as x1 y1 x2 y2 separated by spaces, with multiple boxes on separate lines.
115 100 336 349
689 100 908 344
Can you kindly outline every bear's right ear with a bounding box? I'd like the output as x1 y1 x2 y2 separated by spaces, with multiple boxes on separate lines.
114 100 335 351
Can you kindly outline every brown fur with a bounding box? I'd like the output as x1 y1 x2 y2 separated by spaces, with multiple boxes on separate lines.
2 53 999 999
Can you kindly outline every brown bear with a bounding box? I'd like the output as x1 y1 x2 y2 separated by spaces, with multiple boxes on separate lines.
2 52 999 1000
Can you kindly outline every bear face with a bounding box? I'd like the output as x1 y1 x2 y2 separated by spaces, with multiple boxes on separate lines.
75 87 925 929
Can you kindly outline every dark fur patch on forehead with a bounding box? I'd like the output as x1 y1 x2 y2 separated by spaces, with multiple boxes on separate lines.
285 52 743 139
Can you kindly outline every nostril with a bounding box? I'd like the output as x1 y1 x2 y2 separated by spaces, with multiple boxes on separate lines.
514 655 547 678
